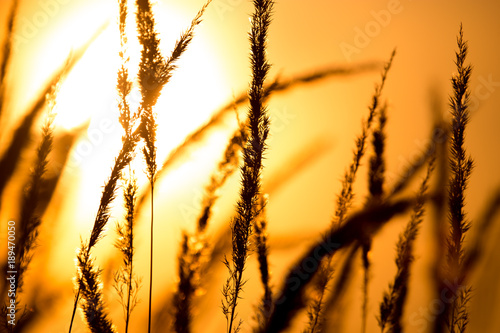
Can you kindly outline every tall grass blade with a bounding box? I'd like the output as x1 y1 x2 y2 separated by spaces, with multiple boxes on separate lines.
0 107 55 330
304 52 394 333
68 20 136 331
77 246 116 333
222 1 274 332
113 174 140 333
135 1 211 331
253 194 272 332
378 159 434 333
434 24 474 333
171 121 245 333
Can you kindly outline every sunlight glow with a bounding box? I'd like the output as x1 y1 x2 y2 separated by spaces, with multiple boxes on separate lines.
45 1 232 225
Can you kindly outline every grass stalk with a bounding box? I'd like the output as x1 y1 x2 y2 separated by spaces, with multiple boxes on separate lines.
135 1 212 331
361 104 388 333
113 174 140 333
1 107 55 331
253 194 273 331
198 124 247 232
222 1 274 332
173 234 194 333
14 108 55 292
69 133 136 333
304 52 394 333
77 246 116 333
68 16 135 331
173 122 246 333
378 159 434 333
148 185 154 333
433 24 474 333
333 50 394 228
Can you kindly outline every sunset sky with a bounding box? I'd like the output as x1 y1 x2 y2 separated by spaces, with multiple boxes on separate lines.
1 0 500 332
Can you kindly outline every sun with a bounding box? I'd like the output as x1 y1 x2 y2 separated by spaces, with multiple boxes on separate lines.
0 0 235 240
8 0 234 285
21 0 231 185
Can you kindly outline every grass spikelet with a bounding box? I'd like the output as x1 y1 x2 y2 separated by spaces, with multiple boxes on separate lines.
222 1 274 332
173 234 194 333
453 286 472 332
77 246 116 333
378 159 434 333
198 123 247 232
172 119 247 333
172 233 207 333
2 105 56 330
89 141 136 250
2 1 499 332
361 103 388 333
334 50 394 228
434 24 474 333
113 174 140 333
447 24 473 276
117 0 134 138
69 131 136 332
135 0 167 109
368 104 387 200
112 6 139 331
302 256 333 333
136 0 211 109
162 1 212 90
171 121 247 333
135 2 211 331
14 110 55 292
69 19 137 333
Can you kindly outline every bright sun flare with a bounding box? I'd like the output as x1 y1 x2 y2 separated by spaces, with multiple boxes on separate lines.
33 1 231 197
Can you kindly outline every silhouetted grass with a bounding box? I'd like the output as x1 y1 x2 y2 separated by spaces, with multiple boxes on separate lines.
113 174 140 333
378 158 434 333
304 51 394 333
0 2 499 333
433 24 474 333
221 1 273 332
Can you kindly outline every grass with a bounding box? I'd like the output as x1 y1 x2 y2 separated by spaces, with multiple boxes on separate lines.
1 1 499 333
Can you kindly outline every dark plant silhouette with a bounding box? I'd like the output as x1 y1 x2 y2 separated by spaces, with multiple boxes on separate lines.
0 1 499 332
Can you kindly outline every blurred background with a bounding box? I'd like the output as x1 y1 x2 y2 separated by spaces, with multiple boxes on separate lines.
1 0 500 332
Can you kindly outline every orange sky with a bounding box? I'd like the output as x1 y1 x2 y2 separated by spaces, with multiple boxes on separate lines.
1 0 500 332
